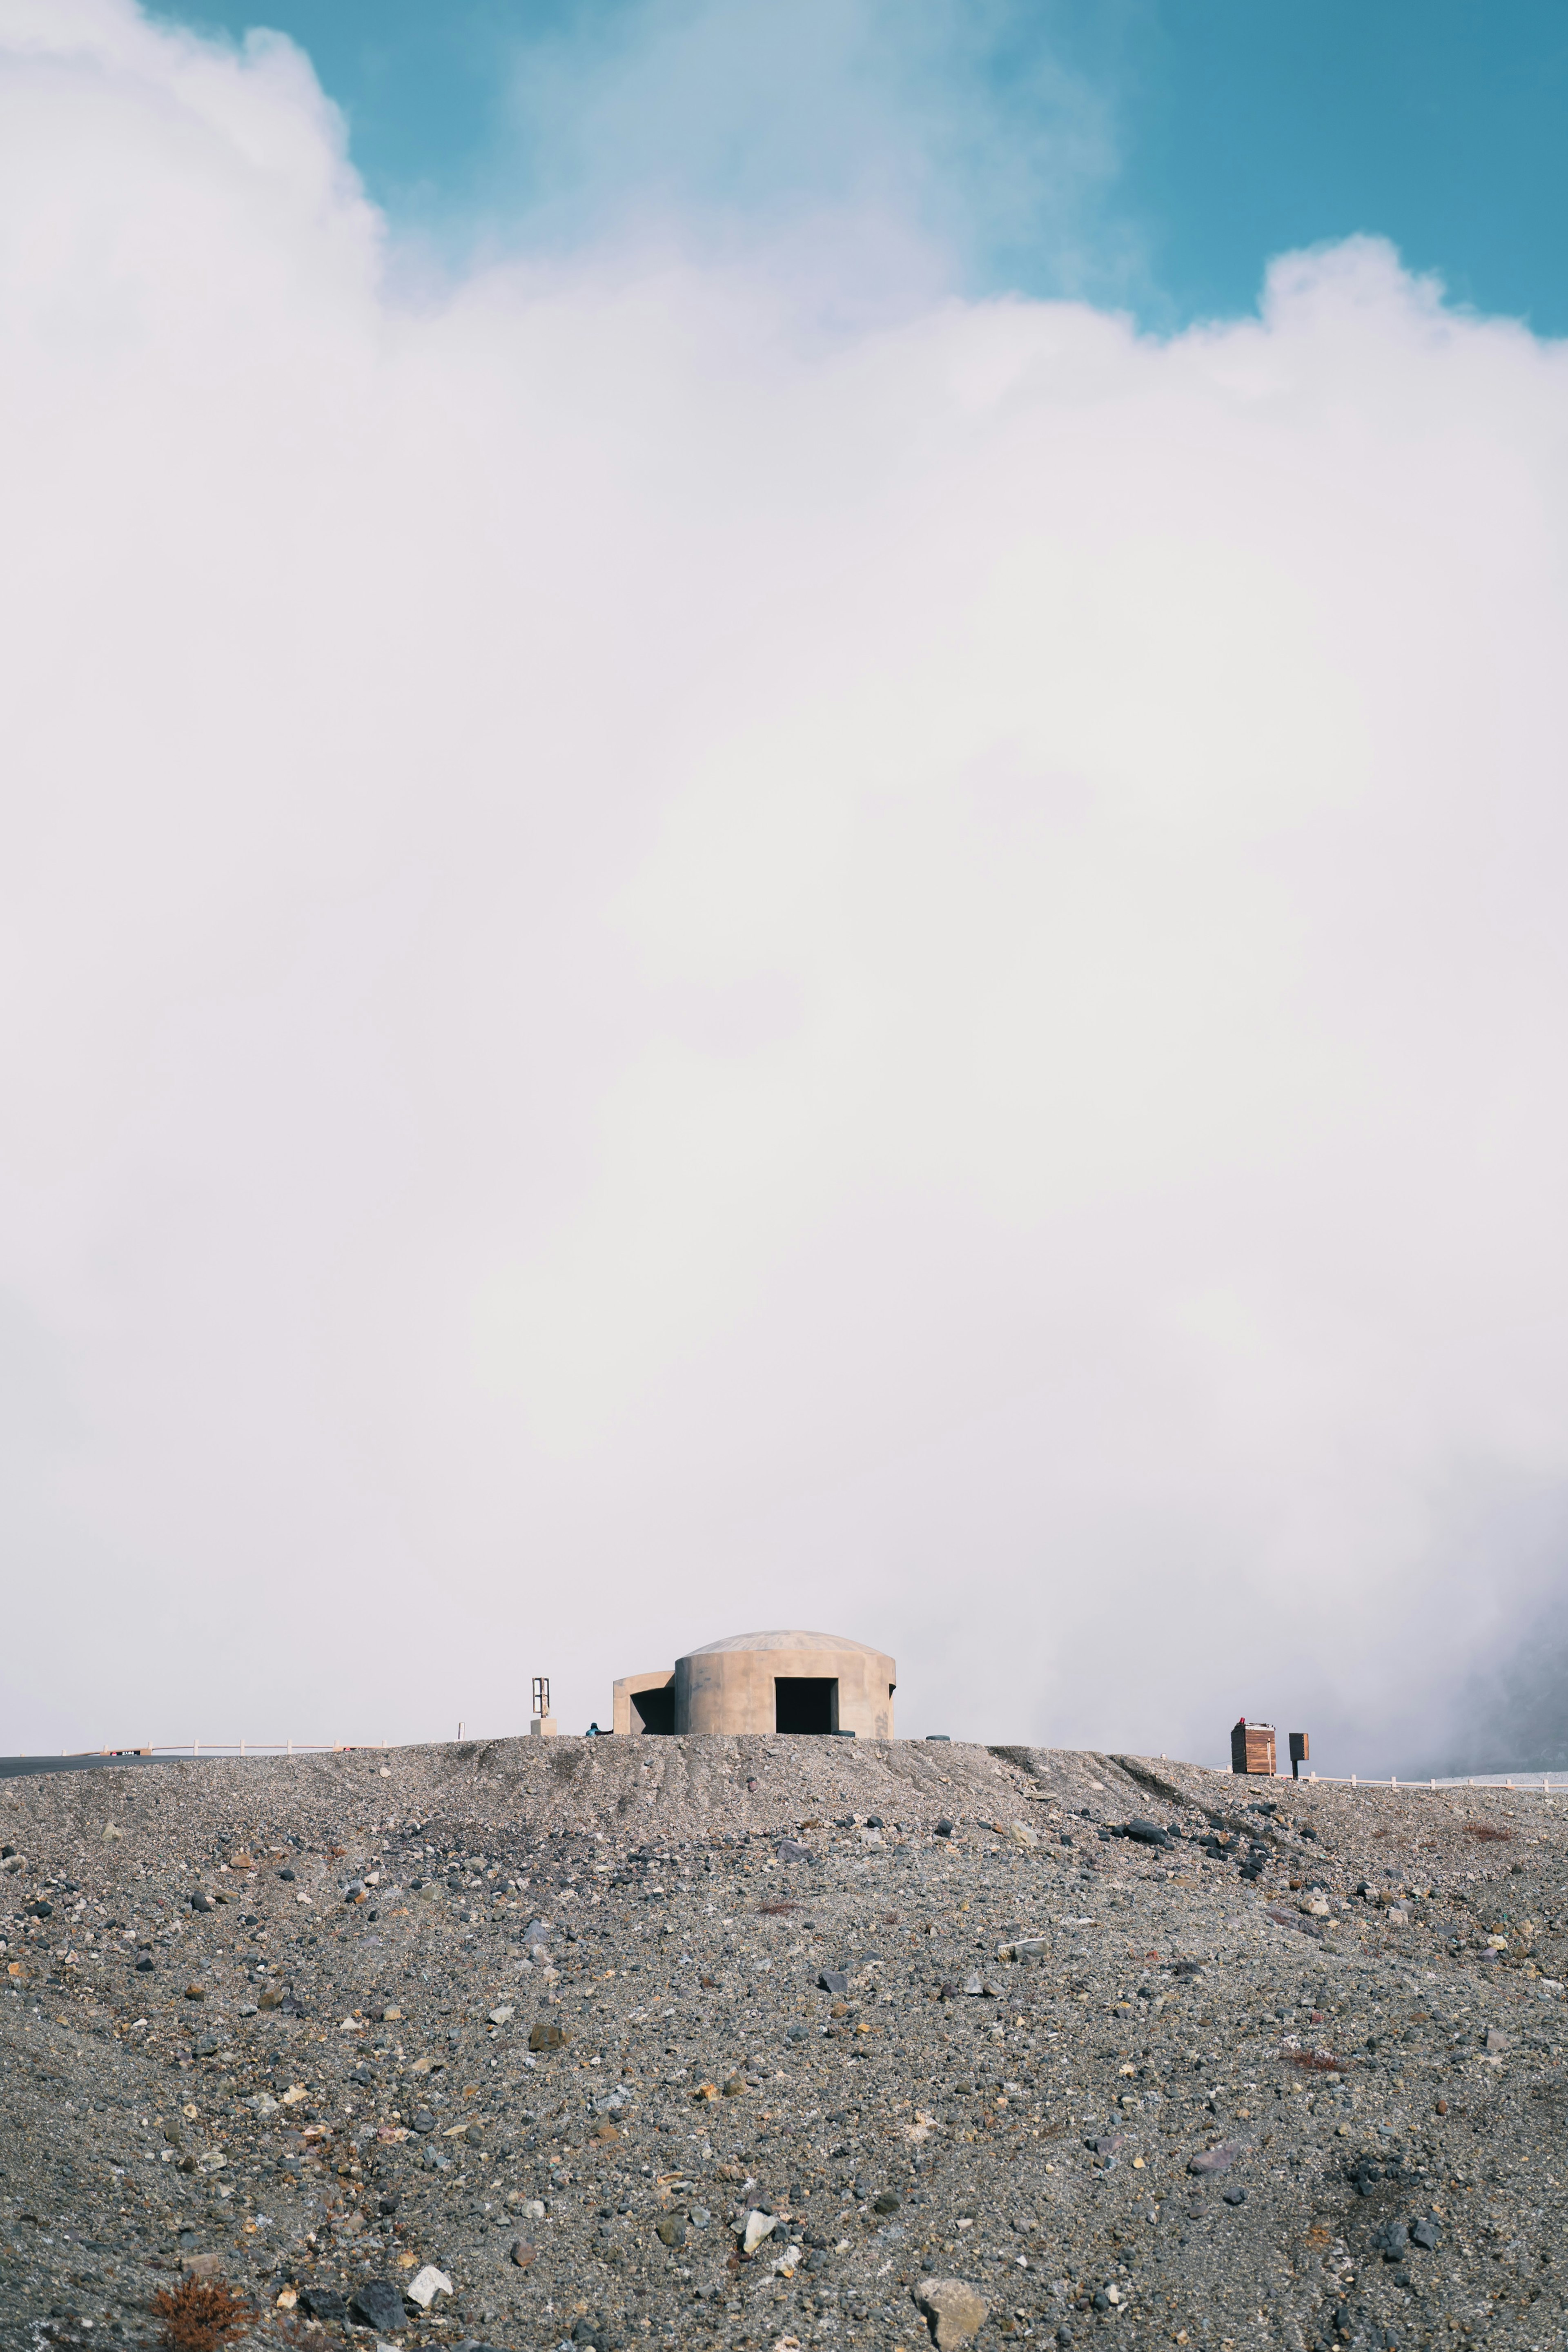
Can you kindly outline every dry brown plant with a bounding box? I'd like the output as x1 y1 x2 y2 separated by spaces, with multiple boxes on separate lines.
149 2276 251 2352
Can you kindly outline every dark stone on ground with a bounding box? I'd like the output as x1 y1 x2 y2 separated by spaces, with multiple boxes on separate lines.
349 2278 408 2332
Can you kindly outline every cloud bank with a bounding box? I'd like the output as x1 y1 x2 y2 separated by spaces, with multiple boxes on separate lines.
2 0 1567 1769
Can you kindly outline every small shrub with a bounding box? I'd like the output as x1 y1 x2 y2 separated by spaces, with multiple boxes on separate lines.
150 2278 251 2352
1464 1824 1513 1844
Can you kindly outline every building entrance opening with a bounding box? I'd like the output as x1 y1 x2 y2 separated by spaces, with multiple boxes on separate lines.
775 1676 838 1734
631 1684 676 1734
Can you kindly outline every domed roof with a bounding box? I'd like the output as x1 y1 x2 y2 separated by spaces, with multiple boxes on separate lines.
682 1628 890 1659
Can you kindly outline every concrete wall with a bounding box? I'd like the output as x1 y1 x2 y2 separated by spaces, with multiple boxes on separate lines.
612 1671 674 1736
672 1643 895 1738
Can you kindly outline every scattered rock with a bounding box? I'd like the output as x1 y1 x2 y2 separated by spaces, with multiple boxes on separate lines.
915 2275 989 2349
406 2264 453 2310
1 1730 1557 2352
350 2279 408 2333
742 2210 777 2255
298 2285 349 2323
529 2020 569 2052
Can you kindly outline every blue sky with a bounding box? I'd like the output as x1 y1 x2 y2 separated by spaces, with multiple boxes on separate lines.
161 0 1568 330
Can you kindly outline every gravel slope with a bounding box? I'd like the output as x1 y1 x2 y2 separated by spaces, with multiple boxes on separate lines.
2 1735 1566 2352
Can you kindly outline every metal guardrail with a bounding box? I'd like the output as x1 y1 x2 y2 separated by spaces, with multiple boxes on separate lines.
1293 1770 1565 1794
57 1742 357 1758
72 1722 475 1756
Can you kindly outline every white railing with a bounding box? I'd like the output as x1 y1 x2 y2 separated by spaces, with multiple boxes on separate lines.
47 1722 491 1758
1290 1770 1565 1795
54 1722 481 1757
65 1742 361 1757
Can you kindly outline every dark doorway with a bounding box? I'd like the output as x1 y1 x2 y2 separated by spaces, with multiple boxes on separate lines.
632 1685 676 1734
775 1676 838 1734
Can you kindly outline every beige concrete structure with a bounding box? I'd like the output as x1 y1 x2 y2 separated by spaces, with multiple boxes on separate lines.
612 1671 677 1737
613 1630 895 1738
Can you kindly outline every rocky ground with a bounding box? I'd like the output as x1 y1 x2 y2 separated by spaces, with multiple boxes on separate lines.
2 1735 1566 2352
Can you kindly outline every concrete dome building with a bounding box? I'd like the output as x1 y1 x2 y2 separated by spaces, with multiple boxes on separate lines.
612 1630 895 1739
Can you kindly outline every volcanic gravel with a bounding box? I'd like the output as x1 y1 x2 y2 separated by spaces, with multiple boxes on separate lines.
3 1735 1568 2352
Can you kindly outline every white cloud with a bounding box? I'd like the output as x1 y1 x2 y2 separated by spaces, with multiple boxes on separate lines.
2 0 1567 1770
489 0 1124 305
